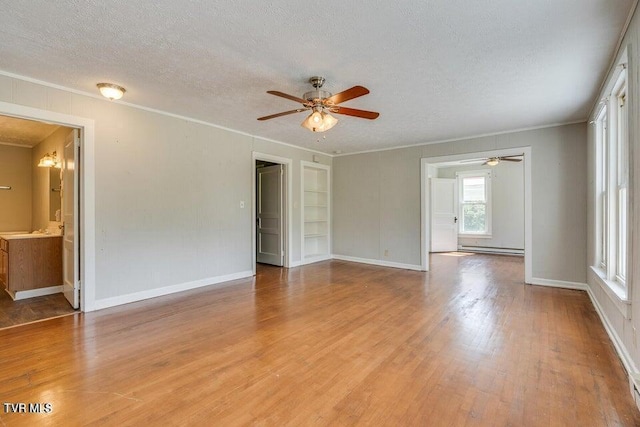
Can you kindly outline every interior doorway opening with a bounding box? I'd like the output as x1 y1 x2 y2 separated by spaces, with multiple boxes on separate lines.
252 153 292 274
421 147 532 283
0 114 81 328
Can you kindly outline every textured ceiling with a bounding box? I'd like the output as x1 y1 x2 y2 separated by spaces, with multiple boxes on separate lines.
0 1 634 154
0 115 59 147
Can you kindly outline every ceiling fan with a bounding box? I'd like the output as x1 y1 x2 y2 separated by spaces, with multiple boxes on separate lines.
258 76 380 132
482 156 522 166
460 155 523 166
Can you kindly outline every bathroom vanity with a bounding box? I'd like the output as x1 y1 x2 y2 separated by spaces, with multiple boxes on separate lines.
0 234 63 299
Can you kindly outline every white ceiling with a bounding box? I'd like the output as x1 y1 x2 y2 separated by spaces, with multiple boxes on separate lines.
0 1 634 154
0 115 59 147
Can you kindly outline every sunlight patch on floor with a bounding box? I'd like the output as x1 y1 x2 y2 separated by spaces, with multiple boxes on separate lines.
439 252 474 257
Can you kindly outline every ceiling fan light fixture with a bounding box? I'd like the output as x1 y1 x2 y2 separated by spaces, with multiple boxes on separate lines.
321 112 338 131
486 158 500 166
97 83 126 100
301 110 326 132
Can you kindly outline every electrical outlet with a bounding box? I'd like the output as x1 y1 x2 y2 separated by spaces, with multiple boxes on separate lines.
384 249 389 257
240 201 245 209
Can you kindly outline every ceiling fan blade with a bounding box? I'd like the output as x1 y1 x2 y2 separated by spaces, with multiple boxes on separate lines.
332 106 379 120
325 86 370 105
267 90 309 105
257 109 307 121
499 157 522 162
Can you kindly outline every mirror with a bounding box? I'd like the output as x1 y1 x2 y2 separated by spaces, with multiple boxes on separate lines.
49 168 61 221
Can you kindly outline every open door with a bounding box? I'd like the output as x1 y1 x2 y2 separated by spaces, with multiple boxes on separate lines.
62 129 79 308
256 164 283 266
431 178 458 252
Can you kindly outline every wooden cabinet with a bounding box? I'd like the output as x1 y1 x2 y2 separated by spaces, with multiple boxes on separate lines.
0 245 7 289
0 236 62 295
301 161 331 264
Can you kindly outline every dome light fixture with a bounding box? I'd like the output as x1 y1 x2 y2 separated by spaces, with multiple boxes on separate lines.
97 83 126 100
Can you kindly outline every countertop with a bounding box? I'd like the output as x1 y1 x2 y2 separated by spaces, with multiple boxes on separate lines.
0 233 63 240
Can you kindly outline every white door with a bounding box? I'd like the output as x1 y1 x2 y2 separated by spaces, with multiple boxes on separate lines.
431 178 458 252
62 129 79 308
256 164 283 266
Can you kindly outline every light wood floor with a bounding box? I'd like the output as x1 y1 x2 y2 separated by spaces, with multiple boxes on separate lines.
0 254 638 426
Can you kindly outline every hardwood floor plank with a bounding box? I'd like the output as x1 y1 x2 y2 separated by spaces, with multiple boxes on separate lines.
0 254 638 426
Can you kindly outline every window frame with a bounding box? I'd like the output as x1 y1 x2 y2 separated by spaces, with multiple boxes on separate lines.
592 61 630 307
457 170 492 238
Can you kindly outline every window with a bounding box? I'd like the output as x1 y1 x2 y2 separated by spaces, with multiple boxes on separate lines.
596 106 608 270
594 64 629 298
458 171 491 236
614 76 628 285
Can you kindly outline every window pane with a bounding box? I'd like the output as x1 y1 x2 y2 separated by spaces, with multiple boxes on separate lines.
462 204 486 233
617 187 627 282
462 177 485 202
600 192 607 268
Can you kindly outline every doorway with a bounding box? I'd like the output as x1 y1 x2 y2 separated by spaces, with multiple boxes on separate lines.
252 153 292 273
421 147 533 283
0 114 80 328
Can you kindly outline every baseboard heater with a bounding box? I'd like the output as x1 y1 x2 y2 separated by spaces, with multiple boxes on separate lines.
458 245 524 256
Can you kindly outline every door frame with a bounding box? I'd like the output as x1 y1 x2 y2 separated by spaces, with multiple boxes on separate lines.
252 152 292 273
0 101 96 311
421 146 532 284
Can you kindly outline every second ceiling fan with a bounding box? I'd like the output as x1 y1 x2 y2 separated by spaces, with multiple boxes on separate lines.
460 155 523 166
258 76 380 132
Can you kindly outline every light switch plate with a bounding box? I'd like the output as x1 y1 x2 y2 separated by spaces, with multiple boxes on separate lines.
240 201 245 208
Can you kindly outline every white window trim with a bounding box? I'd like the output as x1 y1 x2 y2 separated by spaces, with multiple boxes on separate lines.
457 170 492 238
595 105 608 271
590 266 631 319
591 51 630 313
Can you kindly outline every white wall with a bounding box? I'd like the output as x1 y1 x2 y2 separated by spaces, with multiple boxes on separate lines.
333 123 587 283
0 74 331 304
586 6 640 376
437 162 524 250
0 144 31 232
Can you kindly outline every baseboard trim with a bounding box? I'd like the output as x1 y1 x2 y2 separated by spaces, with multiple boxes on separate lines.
11 285 63 301
299 255 332 266
458 245 524 256
528 277 588 291
586 285 640 405
289 260 303 268
93 270 254 311
332 254 423 271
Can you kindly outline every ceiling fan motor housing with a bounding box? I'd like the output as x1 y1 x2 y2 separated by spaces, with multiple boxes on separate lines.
303 89 332 103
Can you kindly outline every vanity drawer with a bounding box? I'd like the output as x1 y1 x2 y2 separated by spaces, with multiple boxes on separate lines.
0 238 7 252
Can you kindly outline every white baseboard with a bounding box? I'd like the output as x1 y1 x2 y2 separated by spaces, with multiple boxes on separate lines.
458 245 524 256
93 270 253 311
11 285 63 301
299 255 332 266
586 285 640 405
332 254 423 271
528 277 588 291
289 260 303 268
